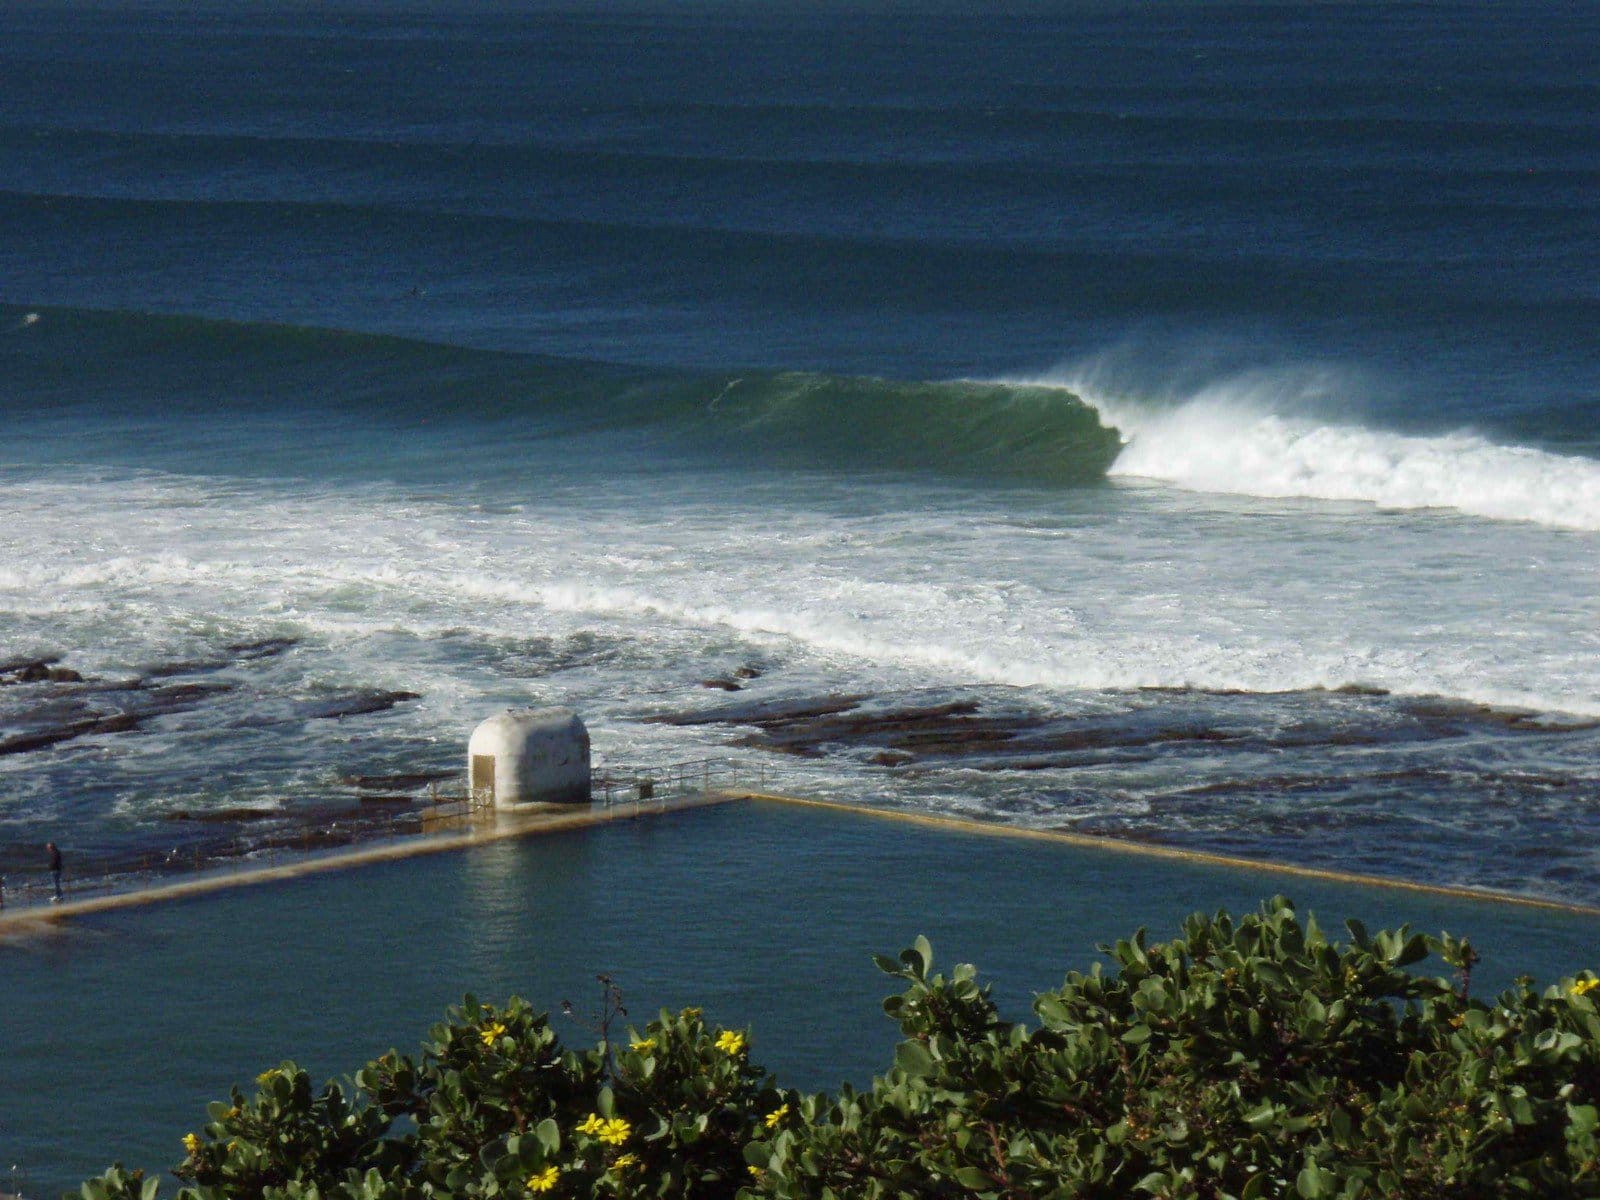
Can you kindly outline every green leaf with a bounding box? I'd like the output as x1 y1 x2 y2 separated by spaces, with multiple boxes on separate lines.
895 1039 936 1078
1297 1164 1330 1199
953 1166 993 1190
535 1117 560 1155
1244 1103 1278 1130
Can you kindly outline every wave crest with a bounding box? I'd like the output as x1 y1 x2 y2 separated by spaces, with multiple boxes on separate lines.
1042 365 1600 531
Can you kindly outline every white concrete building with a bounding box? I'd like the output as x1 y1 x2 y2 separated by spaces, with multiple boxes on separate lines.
467 708 591 808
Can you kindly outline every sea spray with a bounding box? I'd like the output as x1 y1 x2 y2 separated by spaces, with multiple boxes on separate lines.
1034 363 1600 531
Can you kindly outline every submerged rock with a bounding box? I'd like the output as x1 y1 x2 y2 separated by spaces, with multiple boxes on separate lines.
300 690 423 720
0 656 83 685
226 637 300 660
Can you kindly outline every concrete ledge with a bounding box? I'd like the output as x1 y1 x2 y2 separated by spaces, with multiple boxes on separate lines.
0 791 742 936
737 792 1600 918
6 787 1593 935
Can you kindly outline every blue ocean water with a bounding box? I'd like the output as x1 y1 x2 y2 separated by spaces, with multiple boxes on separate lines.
1 2 1598 900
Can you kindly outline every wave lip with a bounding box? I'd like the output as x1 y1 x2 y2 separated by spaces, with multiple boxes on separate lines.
1049 374 1600 532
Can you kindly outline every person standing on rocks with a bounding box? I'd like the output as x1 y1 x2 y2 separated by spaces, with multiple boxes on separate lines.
47 841 62 902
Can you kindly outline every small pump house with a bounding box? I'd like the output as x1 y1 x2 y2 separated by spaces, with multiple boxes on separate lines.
468 707 591 809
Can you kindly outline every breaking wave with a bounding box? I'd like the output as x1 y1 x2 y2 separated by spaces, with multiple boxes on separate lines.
1038 364 1600 532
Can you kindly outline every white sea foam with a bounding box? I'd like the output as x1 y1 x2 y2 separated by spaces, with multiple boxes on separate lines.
1 461 1597 728
1032 365 1600 532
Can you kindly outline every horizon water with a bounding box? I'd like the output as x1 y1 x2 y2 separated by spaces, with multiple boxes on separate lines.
2 0 1600 1181
3 1 1599 894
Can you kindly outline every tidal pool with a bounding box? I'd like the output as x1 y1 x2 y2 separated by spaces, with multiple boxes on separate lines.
3 800 1594 1193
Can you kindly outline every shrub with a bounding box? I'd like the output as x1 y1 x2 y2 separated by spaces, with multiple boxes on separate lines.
83 898 1600 1200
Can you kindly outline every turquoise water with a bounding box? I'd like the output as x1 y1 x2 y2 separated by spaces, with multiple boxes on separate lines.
3 802 1595 1193
3 1 1600 905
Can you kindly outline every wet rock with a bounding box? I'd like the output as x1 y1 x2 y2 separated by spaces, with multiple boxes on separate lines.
646 694 867 728
301 690 422 720
1331 682 1391 697
139 658 231 679
655 690 1266 771
0 712 139 755
164 807 280 823
142 680 235 707
0 675 233 757
700 678 743 691
226 637 300 660
342 770 456 790
2 657 80 684
0 654 60 673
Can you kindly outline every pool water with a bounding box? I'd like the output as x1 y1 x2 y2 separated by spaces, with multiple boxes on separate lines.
3 801 1595 1193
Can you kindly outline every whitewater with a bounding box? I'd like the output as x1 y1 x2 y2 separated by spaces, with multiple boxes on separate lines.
2 0 1598 905
1061 368 1600 532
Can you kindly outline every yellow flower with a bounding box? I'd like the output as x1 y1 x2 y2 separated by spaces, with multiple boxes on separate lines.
526 1165 559 1193
578 1113 607 1136
714 1030 747 1056
611 1153 638 1172
225 1106 241 1120
1573 978 1600 996
255 1068 277 1086
681 1007 702 1020
764 1103 790 1129
181 1132 202 1156
629 1037 656 1053
748 1165 765 1179
480 1021 507 1047
599 1117 632 1146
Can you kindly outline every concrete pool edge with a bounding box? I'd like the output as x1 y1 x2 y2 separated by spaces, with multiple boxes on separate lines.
0 792 743 935
744 792 1600 918
4 788 1594 934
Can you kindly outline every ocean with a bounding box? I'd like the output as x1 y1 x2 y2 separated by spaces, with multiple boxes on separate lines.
2 1 1598 903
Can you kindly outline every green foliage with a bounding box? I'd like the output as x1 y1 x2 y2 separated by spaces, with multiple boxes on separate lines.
82 899 1600 1200
748 899 1600 1199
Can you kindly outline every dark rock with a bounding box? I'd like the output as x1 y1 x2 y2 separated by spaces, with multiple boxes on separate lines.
1331 682 1391 697
226 637 299 661
734 665 763 679
92 713 140 735
164 807 279 823
0 655 60 675
301 690 422 720
0 722 97 755
646 695 867 728
700 678 743 691
342 770 456 790
45 667 83 683
0 712 135 754
140 659 231 678
142 681 235 710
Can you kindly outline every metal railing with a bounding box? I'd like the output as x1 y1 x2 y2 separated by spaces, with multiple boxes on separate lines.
593 756 768 806
0 759 771 915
